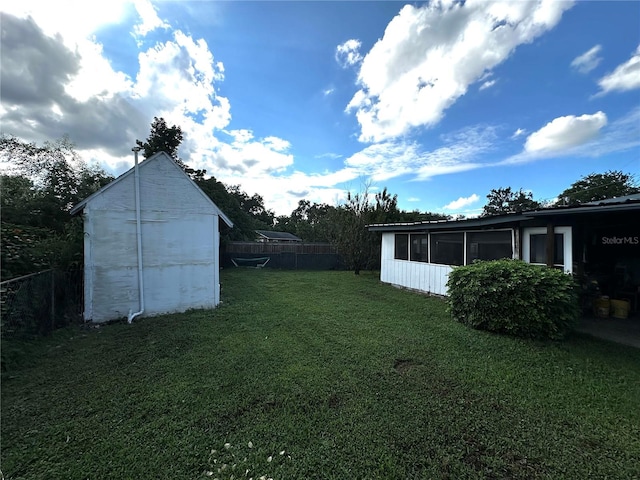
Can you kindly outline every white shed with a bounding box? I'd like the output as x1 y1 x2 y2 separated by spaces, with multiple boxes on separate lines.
70 151 233 323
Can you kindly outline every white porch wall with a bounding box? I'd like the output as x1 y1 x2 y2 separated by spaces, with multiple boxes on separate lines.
380 232 453 296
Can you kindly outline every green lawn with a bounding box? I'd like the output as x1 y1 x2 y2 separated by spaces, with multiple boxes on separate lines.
2 269 639 479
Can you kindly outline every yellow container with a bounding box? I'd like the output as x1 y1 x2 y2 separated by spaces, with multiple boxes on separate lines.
593 297 610 318
610 299 630 319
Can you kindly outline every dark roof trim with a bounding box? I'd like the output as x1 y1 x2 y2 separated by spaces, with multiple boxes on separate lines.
584 193 640 205
527 201 640 217
368 196 640 232
367 214 531 232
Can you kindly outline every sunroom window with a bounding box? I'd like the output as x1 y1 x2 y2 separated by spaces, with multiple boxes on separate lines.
394 234 409 260
410 234 428 262
430 232 463 266
466 231 513 263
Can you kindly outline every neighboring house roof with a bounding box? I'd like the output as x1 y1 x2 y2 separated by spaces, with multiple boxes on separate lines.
70 151 233 228
367 195 640 232
255 230 302 241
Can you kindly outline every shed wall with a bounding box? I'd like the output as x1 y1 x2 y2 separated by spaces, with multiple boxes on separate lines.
83 156 220 322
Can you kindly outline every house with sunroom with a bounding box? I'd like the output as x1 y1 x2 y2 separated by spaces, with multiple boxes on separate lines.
367 195 640 314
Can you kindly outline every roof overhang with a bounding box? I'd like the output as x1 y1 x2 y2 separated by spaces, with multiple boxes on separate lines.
526 202 640 217
367 214 531 233
367 198 640 233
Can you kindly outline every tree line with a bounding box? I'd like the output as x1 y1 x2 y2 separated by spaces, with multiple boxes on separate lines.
2 117 637 279
482 171 638 217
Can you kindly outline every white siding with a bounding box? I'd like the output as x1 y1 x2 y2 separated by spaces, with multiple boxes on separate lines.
82 154 221 322
379 233 452 296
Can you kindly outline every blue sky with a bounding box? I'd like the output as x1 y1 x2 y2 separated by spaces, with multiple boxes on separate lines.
2 1 639 217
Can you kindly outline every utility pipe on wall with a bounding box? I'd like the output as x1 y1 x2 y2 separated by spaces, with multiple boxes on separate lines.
128 146 145 324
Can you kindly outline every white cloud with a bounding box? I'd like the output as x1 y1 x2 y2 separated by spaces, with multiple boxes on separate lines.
133 0 169 37
343 125 496 182
207 130 294 174
346 1 573 143
335 39 363 68
345 141 421 181
215 168 358 215
1 0 131 47
501 107 639 165
443 194 480 210
524 111 607 154
64 41 134 103
134 30 229 131
571 44 602 74
415 125 497 180
315 152 343 160
479 79 497 91
323 87 335 96
228 129 254 143
407 197 420 202
263 136 290 152
572 106 640 157
597 45 640 95
512 128 526 138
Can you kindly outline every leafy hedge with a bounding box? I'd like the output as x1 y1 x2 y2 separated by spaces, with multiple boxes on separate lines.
446 259 580 340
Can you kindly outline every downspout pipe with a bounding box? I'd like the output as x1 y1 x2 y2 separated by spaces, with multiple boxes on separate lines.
128 146 144 324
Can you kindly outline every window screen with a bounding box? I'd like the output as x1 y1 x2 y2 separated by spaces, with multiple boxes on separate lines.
530 233 564 265
410 234 428 262
430 232 463 266
394 234 409 260
466 231 512 263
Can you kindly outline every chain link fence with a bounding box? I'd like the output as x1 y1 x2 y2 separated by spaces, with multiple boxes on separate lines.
0 268 83 339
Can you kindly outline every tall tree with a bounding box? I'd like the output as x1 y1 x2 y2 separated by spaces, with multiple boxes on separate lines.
327 186 403 274
276 200 335 242
227 186 275 229
196 177 275 241
0 135 113 277
556 170 639 205
328 190 375 275
482 187 540 216
0 135 113 230
136 117 206 180
136 117 183 161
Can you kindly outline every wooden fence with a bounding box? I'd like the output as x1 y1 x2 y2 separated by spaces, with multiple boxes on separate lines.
222 242 342 270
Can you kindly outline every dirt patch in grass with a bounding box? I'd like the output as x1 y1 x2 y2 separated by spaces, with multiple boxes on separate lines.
394 358 420 375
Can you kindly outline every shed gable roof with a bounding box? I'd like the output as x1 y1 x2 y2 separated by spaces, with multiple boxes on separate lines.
70 151 233 228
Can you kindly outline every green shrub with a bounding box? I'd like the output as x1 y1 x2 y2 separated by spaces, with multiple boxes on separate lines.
446 259 580 340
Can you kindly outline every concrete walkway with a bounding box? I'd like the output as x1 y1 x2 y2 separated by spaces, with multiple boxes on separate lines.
576 314 640 348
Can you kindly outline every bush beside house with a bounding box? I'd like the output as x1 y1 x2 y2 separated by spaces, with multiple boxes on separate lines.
447 259 580 340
